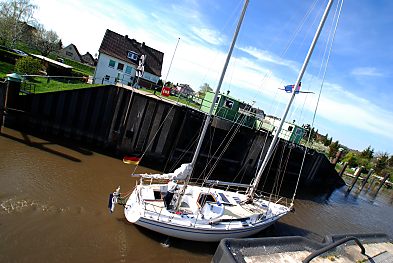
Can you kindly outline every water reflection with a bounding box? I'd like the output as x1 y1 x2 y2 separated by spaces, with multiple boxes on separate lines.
0 128 392 262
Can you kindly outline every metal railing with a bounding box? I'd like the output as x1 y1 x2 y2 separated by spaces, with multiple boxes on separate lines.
302 236 366 263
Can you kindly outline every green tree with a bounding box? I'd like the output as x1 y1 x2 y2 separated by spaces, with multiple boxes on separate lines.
15 56 42 74
342 152 358 168
360 145 374 160
387 155 393 167
198 83 212 98
323 134 331 146
374 152 389 175
0 0 37 47
328 140 340 159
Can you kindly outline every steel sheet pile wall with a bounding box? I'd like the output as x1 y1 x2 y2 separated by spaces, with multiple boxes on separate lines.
0 83 344 195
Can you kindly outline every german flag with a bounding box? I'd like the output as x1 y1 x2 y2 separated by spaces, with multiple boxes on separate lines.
122 156 141 165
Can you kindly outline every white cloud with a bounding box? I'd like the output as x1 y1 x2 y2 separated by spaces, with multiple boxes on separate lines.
238 46 299 72
351 67 383 77
191 27 226 45
32 0 393 153
298 82 393 141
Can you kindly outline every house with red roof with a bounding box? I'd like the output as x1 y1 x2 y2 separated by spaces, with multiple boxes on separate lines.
93 29 164 87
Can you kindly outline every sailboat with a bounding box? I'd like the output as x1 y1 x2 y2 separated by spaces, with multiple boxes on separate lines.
111 0 335 242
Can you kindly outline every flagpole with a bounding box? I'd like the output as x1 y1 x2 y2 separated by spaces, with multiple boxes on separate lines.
163 37 180 89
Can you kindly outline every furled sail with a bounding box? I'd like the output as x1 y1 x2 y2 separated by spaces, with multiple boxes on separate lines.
134 163 192 180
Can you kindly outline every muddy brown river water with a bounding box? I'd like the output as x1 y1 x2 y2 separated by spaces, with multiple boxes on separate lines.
1 128 392 262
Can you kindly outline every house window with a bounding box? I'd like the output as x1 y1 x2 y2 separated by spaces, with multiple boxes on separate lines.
127 51 139 61
104 75 110 81
66 51 73 56
225 99 234 109
117 63 124 71
125 65 132 74
288 126 293 132
108 60 115 68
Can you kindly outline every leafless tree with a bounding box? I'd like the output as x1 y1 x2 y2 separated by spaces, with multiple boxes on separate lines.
33 24 61 56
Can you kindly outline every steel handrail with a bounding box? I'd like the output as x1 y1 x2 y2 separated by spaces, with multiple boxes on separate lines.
302 236 366 263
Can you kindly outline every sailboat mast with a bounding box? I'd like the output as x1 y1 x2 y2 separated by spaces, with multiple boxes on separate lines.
248 0 334 199
174 0 249 211
188 0 250 181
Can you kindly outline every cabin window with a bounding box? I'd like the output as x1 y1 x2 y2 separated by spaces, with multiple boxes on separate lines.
117 63 124 71
197 193 216 207
225 99 234 109
218 193 230 203
127 51 139 61
125 65 132 74
109 59 115 68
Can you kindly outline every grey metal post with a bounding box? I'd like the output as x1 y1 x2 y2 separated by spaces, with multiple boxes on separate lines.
346 166 364 194
374 173 390 197
359 168 373 192
338 162 348 177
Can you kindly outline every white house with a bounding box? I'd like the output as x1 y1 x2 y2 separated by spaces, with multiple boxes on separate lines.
93 29 164 87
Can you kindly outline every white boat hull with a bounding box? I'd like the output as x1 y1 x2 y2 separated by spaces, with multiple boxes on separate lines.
133 215 277 242
124 184 289 242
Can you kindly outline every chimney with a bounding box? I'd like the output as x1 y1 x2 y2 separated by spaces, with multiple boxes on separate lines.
141 42 145 48
124 35 128 39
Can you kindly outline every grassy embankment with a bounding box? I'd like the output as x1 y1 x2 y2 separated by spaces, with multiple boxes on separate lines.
140 88 201 109
0 61 14 78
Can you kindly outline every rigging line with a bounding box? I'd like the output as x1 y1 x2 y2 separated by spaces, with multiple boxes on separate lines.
277 144 293 197
287 2 325 123
255 0 319 97
196 103 253 183
271 141 287 197
166 129 200 172
260 135 280 192
236 131 270 186
275 142 290 196
291 0 344 204
201 105 254 184
194 112 238 182
130 101 185 176
281 0 321 58
291 0 324 60
199 1 243 85
232 129 270 184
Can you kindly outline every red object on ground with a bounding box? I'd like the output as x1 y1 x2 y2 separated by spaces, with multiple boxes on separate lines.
161 86 170 97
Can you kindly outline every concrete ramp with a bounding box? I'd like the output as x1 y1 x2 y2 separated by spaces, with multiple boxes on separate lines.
213 233 392 263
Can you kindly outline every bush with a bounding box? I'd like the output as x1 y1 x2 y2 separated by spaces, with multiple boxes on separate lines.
15 56 43 75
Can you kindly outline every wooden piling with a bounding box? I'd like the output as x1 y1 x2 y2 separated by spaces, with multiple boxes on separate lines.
346 166 364 194
374 173 390 197
331 148 344 166
338 162 348 177
359 168 374 192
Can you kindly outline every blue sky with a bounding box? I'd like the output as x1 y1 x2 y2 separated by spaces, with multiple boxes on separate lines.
34 0 393 154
